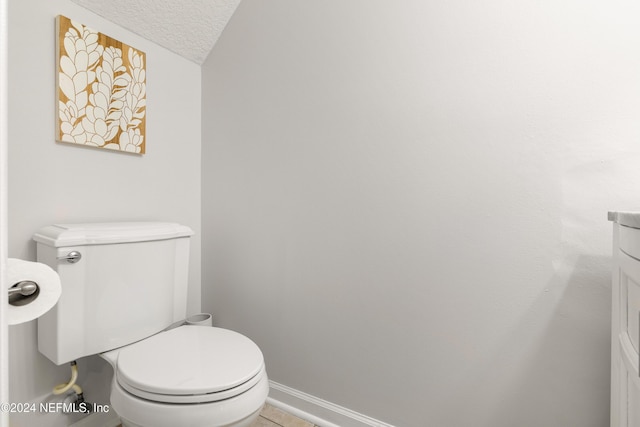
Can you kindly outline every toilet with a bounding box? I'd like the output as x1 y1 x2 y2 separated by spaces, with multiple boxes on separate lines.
33 222 268 427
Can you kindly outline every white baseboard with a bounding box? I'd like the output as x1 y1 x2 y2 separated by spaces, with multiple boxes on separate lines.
267 381 395 427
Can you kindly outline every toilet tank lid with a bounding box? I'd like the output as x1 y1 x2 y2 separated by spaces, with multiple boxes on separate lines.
33 222 194 247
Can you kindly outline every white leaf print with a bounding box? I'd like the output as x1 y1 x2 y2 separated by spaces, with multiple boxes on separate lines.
94 92 108 111
60 56 75 77
61 122 73 134
85 33 98 45
74 50 88 71
72 72 87 92
59 73 75 100
75 92 88 110
64 37 76 58
94 119 107 136
74 38 86 53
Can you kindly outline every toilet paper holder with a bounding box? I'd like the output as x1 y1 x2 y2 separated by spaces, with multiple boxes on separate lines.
8 280 40 306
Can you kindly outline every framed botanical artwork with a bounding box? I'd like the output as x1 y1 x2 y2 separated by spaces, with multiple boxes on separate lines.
56 15 146 154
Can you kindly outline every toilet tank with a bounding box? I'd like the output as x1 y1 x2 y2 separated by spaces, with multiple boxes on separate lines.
33 222 194 365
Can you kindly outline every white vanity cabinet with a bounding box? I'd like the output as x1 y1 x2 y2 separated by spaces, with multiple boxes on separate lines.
610 212 640 427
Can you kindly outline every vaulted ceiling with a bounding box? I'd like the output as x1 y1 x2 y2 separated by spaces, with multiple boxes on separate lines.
71 0 242 64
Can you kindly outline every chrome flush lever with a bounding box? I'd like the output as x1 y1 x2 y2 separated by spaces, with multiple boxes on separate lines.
57 251 82 263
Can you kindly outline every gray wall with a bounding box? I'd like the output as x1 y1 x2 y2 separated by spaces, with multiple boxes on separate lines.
7 0 201 424
202 1 640 426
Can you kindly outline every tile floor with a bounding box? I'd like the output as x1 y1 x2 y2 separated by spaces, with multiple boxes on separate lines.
114 404 316 427
251 403 317 427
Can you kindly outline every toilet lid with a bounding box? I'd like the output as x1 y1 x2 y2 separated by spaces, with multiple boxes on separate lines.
116 326 264 403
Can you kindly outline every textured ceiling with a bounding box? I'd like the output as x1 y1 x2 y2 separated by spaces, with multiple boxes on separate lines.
71 0 242 64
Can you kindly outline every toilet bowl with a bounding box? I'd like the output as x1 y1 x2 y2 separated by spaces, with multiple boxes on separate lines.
101 326 269 427
32 222 270 427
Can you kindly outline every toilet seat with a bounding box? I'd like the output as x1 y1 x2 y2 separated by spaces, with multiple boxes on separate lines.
115 326 265 404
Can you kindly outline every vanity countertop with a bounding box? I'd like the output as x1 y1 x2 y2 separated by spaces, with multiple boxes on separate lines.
608 211 640 228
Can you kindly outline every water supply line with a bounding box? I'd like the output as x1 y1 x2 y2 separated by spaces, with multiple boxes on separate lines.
52 360 82 396
52 360 90 413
